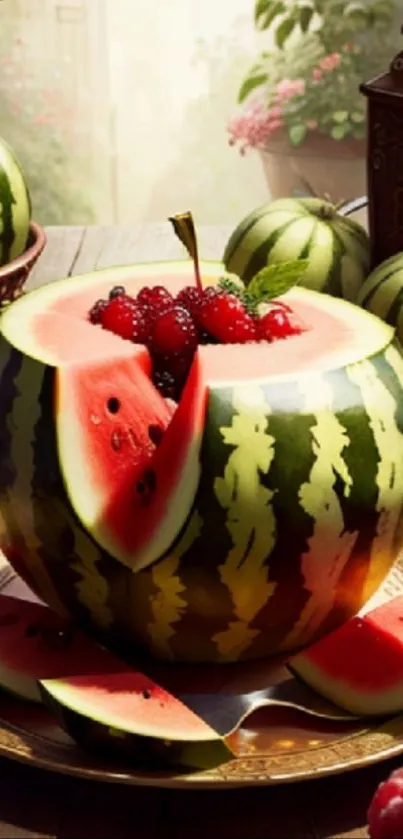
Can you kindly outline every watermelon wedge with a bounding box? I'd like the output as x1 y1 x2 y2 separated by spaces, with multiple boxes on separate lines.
0 593 232 769
288 595 403 716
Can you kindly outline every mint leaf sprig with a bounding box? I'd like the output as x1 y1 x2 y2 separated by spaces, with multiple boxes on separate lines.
218 259 309 314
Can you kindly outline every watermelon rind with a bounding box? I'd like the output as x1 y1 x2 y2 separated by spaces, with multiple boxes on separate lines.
0 261 393 372
0 137 31 265
39 674 222 744
39 684 232 770
0 260 224 366
356 253 403 345
223 197 370 301
289 655 403 718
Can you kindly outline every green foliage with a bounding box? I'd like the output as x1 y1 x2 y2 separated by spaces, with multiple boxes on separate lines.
232 0 401 149
254 0 396 47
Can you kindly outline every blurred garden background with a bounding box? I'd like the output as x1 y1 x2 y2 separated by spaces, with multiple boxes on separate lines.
0 0 401 226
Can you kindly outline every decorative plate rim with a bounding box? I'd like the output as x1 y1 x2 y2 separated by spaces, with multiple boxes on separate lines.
0 710 402 789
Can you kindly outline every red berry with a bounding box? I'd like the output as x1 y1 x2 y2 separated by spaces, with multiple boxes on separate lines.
89 299 107 325
101 295 147 342
257 306 304 342
150 305 198 358
199 290 257 344
367 767 403 838
136 285 173 316
175 286 204 320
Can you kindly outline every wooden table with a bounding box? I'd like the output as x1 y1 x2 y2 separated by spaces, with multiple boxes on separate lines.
0 223 399 839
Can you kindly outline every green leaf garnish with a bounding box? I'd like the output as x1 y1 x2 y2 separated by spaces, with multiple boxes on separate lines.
247 259 309 302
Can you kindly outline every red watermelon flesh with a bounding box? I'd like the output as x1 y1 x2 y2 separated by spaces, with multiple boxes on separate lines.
288 595 403 716
0 594 221 743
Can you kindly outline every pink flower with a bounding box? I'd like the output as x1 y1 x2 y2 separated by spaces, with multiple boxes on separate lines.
227 102 285 152
319 53 341 72
306 120 317 130
269 105 282 120
275 78 305 102
312 68 323 81
268 118 284 132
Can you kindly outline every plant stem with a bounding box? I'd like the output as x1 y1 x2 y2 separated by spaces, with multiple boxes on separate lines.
168 211 202 291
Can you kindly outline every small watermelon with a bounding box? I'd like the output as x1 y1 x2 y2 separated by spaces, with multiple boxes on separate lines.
223 197 370 301
356 253 403 344
0 137 31 266
288 596 403 717
0 593 230 770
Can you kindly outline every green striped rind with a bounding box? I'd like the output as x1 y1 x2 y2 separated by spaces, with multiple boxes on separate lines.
147 339 403 662
2 331 403 663
0 138 31 265
0 335 116 625
223 198 370 302
40 687 231 771
356 254 403 345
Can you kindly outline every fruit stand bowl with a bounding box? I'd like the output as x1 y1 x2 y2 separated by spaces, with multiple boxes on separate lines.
0 220 46 306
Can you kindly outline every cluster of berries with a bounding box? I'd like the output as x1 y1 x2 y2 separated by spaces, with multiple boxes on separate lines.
89 282 304 400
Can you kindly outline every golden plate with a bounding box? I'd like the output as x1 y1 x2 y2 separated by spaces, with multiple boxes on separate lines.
0 691 402 789
1 565 403 788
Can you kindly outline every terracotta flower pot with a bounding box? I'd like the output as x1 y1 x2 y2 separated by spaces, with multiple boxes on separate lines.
259 130 367 209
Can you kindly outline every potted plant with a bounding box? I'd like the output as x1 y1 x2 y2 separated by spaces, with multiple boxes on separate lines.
228 0 401 205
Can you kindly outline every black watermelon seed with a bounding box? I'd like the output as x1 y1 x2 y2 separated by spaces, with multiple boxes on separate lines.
107 397 120 414
136 468 157 506
148 424 164 446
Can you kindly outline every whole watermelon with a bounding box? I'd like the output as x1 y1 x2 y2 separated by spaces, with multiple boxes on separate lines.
0 137 31 267
356 253 403 344
1 261 403 665
223 198 370 302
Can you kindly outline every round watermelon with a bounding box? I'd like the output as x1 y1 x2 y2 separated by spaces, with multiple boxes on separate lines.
356 253 403 344
223 198 370 302
0 137 31 266
0 260 403 665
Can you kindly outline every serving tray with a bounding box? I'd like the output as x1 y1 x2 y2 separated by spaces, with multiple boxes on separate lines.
0 559 402 789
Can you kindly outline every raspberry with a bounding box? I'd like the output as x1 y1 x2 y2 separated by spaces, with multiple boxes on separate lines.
198 290 257 344
101 295 148 342
257 306 304 342
367 767 403 838
88 299 107 325
150 305 198 358
136 285 173 316
175 286 204 321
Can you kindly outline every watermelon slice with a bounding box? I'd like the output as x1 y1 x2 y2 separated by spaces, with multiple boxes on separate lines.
0 593 233 769
288 595 403 716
